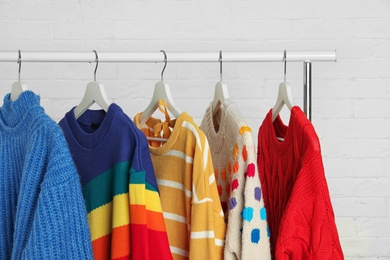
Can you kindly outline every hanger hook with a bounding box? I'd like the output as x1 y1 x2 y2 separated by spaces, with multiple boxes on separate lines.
160 50 167 81
283 50 287 83
93 50 98 81
17 50 21 82
219 50 223 82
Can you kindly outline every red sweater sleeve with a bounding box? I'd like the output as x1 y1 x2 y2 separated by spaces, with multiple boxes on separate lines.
275 154 344 260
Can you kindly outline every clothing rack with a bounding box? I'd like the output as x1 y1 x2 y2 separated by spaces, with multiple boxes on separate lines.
0 50 337 121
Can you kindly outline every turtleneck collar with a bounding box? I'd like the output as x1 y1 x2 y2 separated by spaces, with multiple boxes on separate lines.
0 91 42 131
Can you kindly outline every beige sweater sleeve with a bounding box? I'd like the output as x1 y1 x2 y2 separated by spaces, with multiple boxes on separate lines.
224 127 271 260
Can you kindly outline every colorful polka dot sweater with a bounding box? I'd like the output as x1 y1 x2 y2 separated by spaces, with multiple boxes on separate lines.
134 111 226 260
59 104 172 260
0 91 93 259
200 99 271 260
257 107 343 259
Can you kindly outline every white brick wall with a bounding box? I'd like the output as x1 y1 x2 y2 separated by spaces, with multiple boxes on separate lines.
0 0 389 258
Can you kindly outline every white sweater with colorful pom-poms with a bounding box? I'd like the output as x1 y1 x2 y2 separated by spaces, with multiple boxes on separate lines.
201 99 271 260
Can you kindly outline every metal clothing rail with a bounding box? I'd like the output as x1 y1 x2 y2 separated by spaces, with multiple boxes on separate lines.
0 50 337 121
0 51 336 63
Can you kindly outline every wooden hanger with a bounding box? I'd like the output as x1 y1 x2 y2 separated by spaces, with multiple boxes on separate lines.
74 50 110 119
212 50 229 111
10 50 28 101
272 50 295 121
139 50 182 128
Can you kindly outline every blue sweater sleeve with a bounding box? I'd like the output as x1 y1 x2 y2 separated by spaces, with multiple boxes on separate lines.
21 128 93 260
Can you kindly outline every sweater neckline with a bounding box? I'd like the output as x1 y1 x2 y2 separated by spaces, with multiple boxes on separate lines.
0 91 42 135
267 106 300 154
134 111 188 155
203 99 234 154
66 104 119 150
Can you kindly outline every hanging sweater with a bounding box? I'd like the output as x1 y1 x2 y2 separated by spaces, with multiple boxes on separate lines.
0 91 93 260
59 104 172 260
257 107 343 259
134 111 226 260
200 99 271 260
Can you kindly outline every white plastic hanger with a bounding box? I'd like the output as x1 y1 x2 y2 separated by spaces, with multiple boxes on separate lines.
212 50 229 111
74 50 110 119
272 50 295 122
139 50 182 129
10 50 28 101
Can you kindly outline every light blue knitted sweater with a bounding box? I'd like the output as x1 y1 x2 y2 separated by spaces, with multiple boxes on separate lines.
0 91 93 259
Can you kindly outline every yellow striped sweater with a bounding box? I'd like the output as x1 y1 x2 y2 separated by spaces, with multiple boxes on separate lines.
135 112 226 260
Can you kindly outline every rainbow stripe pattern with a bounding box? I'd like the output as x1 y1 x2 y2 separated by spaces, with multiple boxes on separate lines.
83 162 170 260
59 103 172 260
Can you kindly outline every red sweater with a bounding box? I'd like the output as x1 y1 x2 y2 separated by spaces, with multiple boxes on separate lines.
257 107 343 259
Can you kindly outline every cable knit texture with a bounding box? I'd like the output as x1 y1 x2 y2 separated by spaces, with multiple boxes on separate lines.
0 91 93 260
59 104 172 260
134 111 226 260
200 99 271 260
257 107 343 259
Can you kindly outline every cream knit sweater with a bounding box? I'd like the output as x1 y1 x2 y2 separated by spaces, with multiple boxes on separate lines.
200 99 271 260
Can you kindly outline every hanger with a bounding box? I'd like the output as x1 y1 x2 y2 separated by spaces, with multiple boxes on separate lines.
212 50 229 111
139 50 182 129
10 50 28 101
272 50 295 122
74 50 110 119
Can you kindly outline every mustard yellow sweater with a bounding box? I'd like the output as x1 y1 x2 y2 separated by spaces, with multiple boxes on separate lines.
135 112 226 260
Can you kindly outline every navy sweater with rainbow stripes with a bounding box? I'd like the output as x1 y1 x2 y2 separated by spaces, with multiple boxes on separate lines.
59 104 172 260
